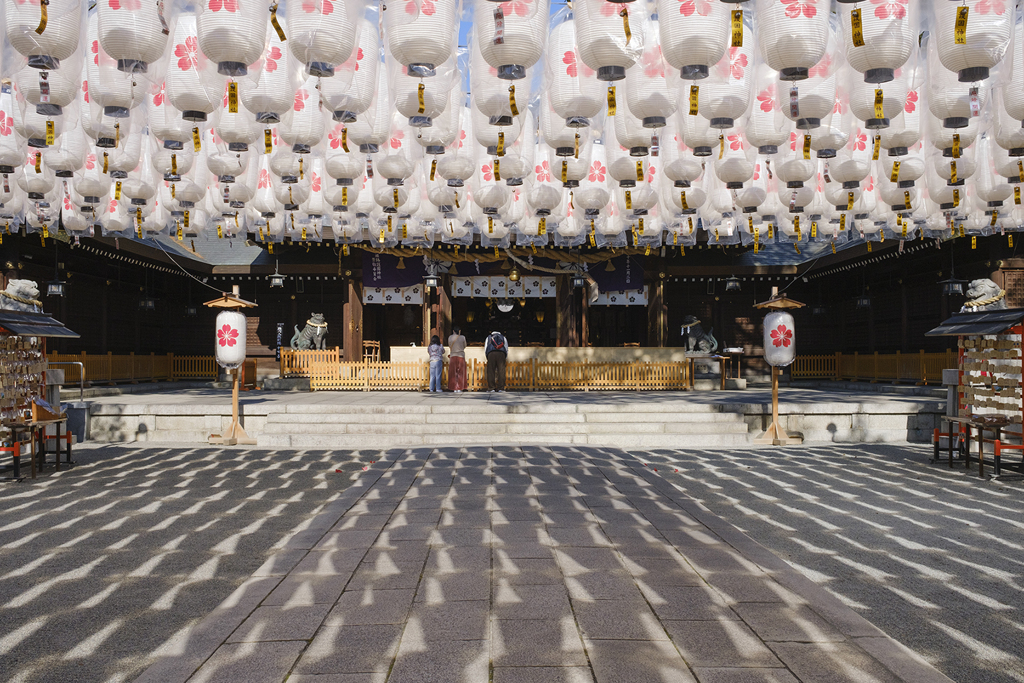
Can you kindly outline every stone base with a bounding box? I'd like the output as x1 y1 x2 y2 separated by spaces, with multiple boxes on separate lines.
263 378 311 392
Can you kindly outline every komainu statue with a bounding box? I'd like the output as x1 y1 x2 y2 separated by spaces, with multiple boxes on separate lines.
961 279 1008 313
291 313 328 350
682 315 718 353
0 280 42 313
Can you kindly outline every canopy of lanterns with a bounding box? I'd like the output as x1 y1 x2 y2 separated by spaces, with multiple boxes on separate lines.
1 0 1022 252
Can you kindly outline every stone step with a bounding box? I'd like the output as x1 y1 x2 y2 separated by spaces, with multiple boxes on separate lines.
264 401 756 416
258 420 748 436
261 411 750 425
257 432 753 449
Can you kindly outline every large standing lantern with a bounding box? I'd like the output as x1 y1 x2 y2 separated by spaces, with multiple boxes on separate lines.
754 293 804 446
207 289 257 446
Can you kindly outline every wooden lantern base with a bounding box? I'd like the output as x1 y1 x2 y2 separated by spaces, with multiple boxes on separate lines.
209 368 256 446
753 366 803 446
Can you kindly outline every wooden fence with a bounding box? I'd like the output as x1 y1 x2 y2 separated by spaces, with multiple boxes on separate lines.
280 349 694 392
790 350 959 385
47 352 218 384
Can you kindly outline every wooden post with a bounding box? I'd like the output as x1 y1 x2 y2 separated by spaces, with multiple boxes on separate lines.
894 350 901 385
647 280 665 347
107 351 114 385
834 351 841 381
208 368 256 445
343 280 363 362
168 353 175 381
557 276 577 347
919 349 926 386
753 366 802 445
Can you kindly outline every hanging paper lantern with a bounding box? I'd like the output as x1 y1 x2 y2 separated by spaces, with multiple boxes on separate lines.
696 24 754 129
849 66 907 129
935 0 1012 83
476 0 549 80
197 0 269 77
43 115 87 177
927 34 989 130
574 0 645 82
13 95 62 149
677 109 719 157
780 24 840 130
278 76 327 153
880 100 923 157
614 101 650 156
105 112 144 178
809 103 851 158
547 11 604 128
15 60 78 117
121 136 160 205
839 0 917 84
325 124 365 183
657 0 729 80
166 13 227 121
384 0 460 77
215 310 246 368
540 94 585 157
241 19 304 124
5 0 82 69
755 0 830 81
98 0 171 73
348 69 391 153
471 33 532 126
625 15 680 128
391 51 455 127
607 137 649 187
416 84 462 154
287 0 358 77
993 89 1024 155
745 63 790 155
87 13 146 119
320 7 379 122
713 131 756 189
148 83 193 149
436 107 475 188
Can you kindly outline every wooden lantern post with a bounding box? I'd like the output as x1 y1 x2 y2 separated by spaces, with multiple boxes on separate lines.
206 291 258 446
753 293 805 446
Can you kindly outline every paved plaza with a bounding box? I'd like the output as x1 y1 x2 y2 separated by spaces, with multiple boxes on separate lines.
4 441 1012 682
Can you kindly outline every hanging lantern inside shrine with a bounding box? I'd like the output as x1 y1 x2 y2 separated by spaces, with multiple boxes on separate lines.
838 0 916 84
166 13 227 122
547 10 604 128
384 0 460 78
755 0 830 81
287 0 359 77
6 0 83 70
935 0 1012 83
574 0 645 82
98 0 170 73
476 0 549 80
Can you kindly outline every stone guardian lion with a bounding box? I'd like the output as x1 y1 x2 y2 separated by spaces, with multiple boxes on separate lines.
961 279 1008 313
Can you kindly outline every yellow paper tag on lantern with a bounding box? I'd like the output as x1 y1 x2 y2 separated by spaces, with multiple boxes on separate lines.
539 217 546 234
298 156 303 179
689 85 698 116
41 225 48 239
170 183 176 199
620 6 631 44
847 191 854 210
561 160 567 183
258 225 264 241
607 86 616 115
1017 160 1023 182
393 188 400 208
904 190 911 209
264 129 273 154
900 215 907 238
270 3 286 41
680 191 688 210
341 187 348 206
972 235 977 249
636 161 644 182
417 83 425 114
228 82 238 113
217 223 223 239
794 215 800 238
574 132 580 159
402 223 407 239
183 210 190 229
45 120 54 146
731 9 743 47
35 0 48 34
873 89 884 120
872 135 880 160
1010 235 1015 247
955 6 969 45
379 228 386 243
114 181 121 200
991 210 999 226
950 160 958 184
867 241 873 252
889 160 900 183
952 133 961 158
645 245 651 256
803 134 811 160
831 241 836 254
430 159 436 181
34 152 41 173
102 152 109 174
840 213 846 231
268 243 274 254
301 223 307 240
811 221 817 238
953 187 960 207
454 191 460 208
497 131 505 156
508 84 519 116
851 8 865 47
1016 186 1021 205
720 135 726 159
794 243 801 255
625 190 632 210
493 159 501 180
192 127 201 152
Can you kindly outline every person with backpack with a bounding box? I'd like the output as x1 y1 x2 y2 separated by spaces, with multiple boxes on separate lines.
484 330 509 392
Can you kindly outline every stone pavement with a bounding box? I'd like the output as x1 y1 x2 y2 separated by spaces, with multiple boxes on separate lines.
137 446 952 683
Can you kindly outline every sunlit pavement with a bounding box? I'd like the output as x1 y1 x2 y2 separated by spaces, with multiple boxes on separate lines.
0 445 368 683
640 444 1024 683
129 445 952 683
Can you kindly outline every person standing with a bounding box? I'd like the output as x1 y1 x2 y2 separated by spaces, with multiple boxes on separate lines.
427 334 445 393
447 326 467 393
484 330 509 392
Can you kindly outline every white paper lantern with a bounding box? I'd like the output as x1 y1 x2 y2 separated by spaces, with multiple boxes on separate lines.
625 16 680 128
320 8 379 122
927 42 986 129
714 132 756 188
6 0 82 69
98 0 170 73
547 13 604 127
574 0 644 82
197 0 268 77
87 13 146 119
348 68 391 153
416 84 462 153
676 109 719 157
607 137 649 187
696 25 753 130
43 115 87 176
614 100 650 156
935 0 1012 83
391 51 454 127
839 0 917 83
215 310 246 368
780 27 839 130
657 0 729 80
166 14 227 121
0 85 26 174
278 76 326 153
13 94 62 149
384 0 460 77
287 0 358 77
745 64 790 154
755 0 830 81
763 310 795 367
15 60 77 116
540 94 585 156
475 0 549 80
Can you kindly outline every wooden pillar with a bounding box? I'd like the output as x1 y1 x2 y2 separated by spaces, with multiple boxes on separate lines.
343 280 363 362
422 288 431 346
581 286 589 348
438 281 451 342
647 280 665 348
900 281 909 353
557 276 577 347
100 285 108 353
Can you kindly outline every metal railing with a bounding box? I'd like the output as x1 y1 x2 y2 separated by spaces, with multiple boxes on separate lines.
46 361 85 401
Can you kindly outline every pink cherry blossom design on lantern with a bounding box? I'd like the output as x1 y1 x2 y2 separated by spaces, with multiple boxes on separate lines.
92 40 100 66
174 37 200 72
354 47 364 71
564 51 579 78
781 0 817 19
808 53 832 79
294 89 309 112
588 161 606 183
209 0 238 11
481 163 493 181
853 131 867 151
218 324 239 347
864 175 874 191
458 130 467 148
789 131 799 152
302 0 334 14
870 0 907 20
757 85 776 113
108 198 119 213
642 47 665 79
0 111 13 137
258 168 271 188
678 0 711 16
390 130 405 149
499 0 531 18
976 0 1006 14
311 173 322 191
153 84 165 107
905 90 918 114
753 163 760 181
82 80 90 104
406 0 436 16
535 159 551 182
833 97 845 115
329 124 347 149
727 47 748 80
264 47 282 73
600 2 620 17
647 165 656 183
110 0 142 10
770 324 792 348
728 134 743 151
64 195 72 210
85 153 96 170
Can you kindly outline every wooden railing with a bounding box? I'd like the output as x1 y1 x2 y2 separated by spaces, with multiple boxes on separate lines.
47 352 218 384
791 350 959 385
281 349 694 392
